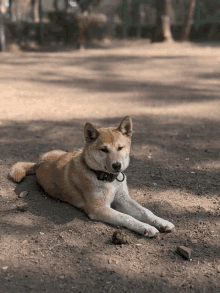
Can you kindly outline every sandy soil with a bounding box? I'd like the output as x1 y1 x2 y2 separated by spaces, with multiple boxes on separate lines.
0 40 220 293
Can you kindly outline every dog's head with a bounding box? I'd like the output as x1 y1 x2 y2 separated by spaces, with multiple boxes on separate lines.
83 116 132 174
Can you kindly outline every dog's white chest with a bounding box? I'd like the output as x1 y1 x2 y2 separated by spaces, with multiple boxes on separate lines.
112 174 128 197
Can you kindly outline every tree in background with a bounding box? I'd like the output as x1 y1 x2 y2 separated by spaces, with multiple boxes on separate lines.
181 0 196 40
0 0 6 51
130 1 140 34
121 0 130 39
73 0 106 49
8 0 17 21
130 0 146 38
53 0 58 12
152 0 173 42
115 0 132 39
116 0 173 41
64 0 69 12
8 0 31 22
31 0 40 22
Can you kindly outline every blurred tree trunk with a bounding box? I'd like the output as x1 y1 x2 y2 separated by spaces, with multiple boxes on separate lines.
53 0 58 12
8 0 17 21
39 0 43 44
152 0 173 42
64 0 69 12
181 0 196 41
31 0 39 22
0 8 6 51
122 0 129 39
131 2 141 38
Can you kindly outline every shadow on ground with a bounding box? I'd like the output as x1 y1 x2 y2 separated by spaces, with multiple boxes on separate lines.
1 114 219 195
1 114 220 293
1 45 219 108
1 42 220 292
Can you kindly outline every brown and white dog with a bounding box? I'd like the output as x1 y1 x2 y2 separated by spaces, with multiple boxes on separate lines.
9 116 174 237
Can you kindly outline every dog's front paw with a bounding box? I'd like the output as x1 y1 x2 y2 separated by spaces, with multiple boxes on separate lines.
144 226 159 238
157 220 175 233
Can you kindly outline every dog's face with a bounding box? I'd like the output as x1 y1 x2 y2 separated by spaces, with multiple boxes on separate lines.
84 116 132 174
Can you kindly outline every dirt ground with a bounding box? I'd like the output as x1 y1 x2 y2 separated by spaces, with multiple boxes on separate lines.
0 40 220 293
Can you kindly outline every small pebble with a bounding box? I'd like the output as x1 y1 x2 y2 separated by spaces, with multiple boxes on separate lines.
112 230 131 245
18 191 28 198
176 246 192 260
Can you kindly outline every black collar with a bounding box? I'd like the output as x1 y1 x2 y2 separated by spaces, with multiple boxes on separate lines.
82 158 125 182
94 170 125 182
94 170 118 182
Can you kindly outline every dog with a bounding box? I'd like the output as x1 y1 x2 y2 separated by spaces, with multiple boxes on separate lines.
9 116 174 237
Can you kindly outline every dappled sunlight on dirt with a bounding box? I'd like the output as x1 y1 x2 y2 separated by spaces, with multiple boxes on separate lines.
1 42 220 122
0 41 220 293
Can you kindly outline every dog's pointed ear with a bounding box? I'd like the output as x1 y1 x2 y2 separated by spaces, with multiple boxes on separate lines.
117 116 132 138
84 123 99 142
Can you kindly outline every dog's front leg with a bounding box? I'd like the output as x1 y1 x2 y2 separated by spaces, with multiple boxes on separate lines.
114 192 175 233
87 205 159 237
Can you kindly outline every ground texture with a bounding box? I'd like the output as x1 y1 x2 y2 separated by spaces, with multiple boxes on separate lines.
0 40 220 293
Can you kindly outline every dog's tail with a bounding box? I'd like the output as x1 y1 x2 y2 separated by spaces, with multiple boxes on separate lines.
9 162 37 183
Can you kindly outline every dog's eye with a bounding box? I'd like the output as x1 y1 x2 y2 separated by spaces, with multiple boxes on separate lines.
101 148 109 153
118 146 124 151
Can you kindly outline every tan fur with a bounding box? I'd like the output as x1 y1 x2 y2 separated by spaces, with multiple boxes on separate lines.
9 116 174 237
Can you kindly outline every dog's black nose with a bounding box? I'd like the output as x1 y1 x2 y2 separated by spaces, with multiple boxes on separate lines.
112 162 121 171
